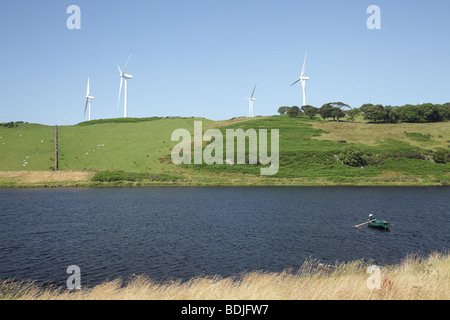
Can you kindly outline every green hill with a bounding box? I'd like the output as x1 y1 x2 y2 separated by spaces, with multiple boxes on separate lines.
0 116 449 187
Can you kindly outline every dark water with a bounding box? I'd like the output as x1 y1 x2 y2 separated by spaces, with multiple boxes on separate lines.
0 187 448 287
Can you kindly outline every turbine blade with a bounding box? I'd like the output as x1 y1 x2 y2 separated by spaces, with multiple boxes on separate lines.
251 83 257 98
301 51 308 77
291 78 301 87
122 54 132 74
84 99 88 117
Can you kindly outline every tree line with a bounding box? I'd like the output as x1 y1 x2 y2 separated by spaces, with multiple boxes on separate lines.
278 102 450 123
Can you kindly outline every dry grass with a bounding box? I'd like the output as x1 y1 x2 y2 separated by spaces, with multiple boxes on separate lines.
0 171 95 186
311 121 450 150
2 252 448 300
204 116 270 130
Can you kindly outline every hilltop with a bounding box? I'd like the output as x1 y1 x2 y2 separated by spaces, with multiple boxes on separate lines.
0 115 449 187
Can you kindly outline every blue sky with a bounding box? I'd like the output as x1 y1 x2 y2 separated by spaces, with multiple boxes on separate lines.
1 0 450 125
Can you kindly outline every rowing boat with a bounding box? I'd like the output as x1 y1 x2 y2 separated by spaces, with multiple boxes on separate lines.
368 219 391 230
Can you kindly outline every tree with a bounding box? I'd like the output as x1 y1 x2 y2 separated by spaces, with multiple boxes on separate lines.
397 105 424 123
360 104 374 113
364 104 387 123
278 106 290 115
320 102 350 121
422 104 443 122
347 108 361 122
383 105 399 123
319 104 334 120
329 102 351 110
331 107 346 122
437 103 450 120
301 105 319 119
287 106 301 118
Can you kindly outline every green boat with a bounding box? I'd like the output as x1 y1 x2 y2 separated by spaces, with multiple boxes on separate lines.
368 219 391 230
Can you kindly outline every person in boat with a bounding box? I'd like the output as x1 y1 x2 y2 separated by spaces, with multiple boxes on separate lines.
368 214 375 222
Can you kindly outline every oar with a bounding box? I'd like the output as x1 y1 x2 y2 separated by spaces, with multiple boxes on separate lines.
353 220 375 228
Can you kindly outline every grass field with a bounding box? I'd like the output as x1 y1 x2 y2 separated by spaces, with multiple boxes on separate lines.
0 116 449 187
1 252 448 300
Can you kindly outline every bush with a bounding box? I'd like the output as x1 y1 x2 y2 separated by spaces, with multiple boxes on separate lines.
339 146 366 167
433 149 450 164
1 122 19 128
362 152 385 166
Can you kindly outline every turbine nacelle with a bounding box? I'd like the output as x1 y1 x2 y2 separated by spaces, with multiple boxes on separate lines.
291 76 309 87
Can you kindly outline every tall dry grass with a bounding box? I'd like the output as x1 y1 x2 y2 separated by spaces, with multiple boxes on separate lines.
1 252 448 300
0 171 95 185
310 121 450 150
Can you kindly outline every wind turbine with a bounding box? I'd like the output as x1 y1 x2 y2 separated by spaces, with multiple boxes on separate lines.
84 77 94 121
117 54 133 118
246 84 257 117
291 51 310 106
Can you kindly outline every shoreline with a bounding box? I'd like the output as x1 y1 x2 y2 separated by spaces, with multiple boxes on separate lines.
0 170 447 188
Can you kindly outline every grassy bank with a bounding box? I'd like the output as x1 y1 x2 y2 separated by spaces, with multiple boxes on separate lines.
1 252 448 300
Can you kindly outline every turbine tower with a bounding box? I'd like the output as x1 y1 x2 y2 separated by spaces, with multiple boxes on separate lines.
117 54 133 118
84 77 94 121
291 51 310 106
246 84 257 117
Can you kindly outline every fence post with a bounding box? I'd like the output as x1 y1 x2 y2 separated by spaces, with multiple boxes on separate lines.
55 124 59 171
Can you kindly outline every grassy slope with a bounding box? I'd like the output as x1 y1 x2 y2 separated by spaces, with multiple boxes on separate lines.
58 117 214 173
192 116 450 185
0 124 54 171
0 116 449 186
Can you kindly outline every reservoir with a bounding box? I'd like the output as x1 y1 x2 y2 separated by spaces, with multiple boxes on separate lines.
0 187 448 287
